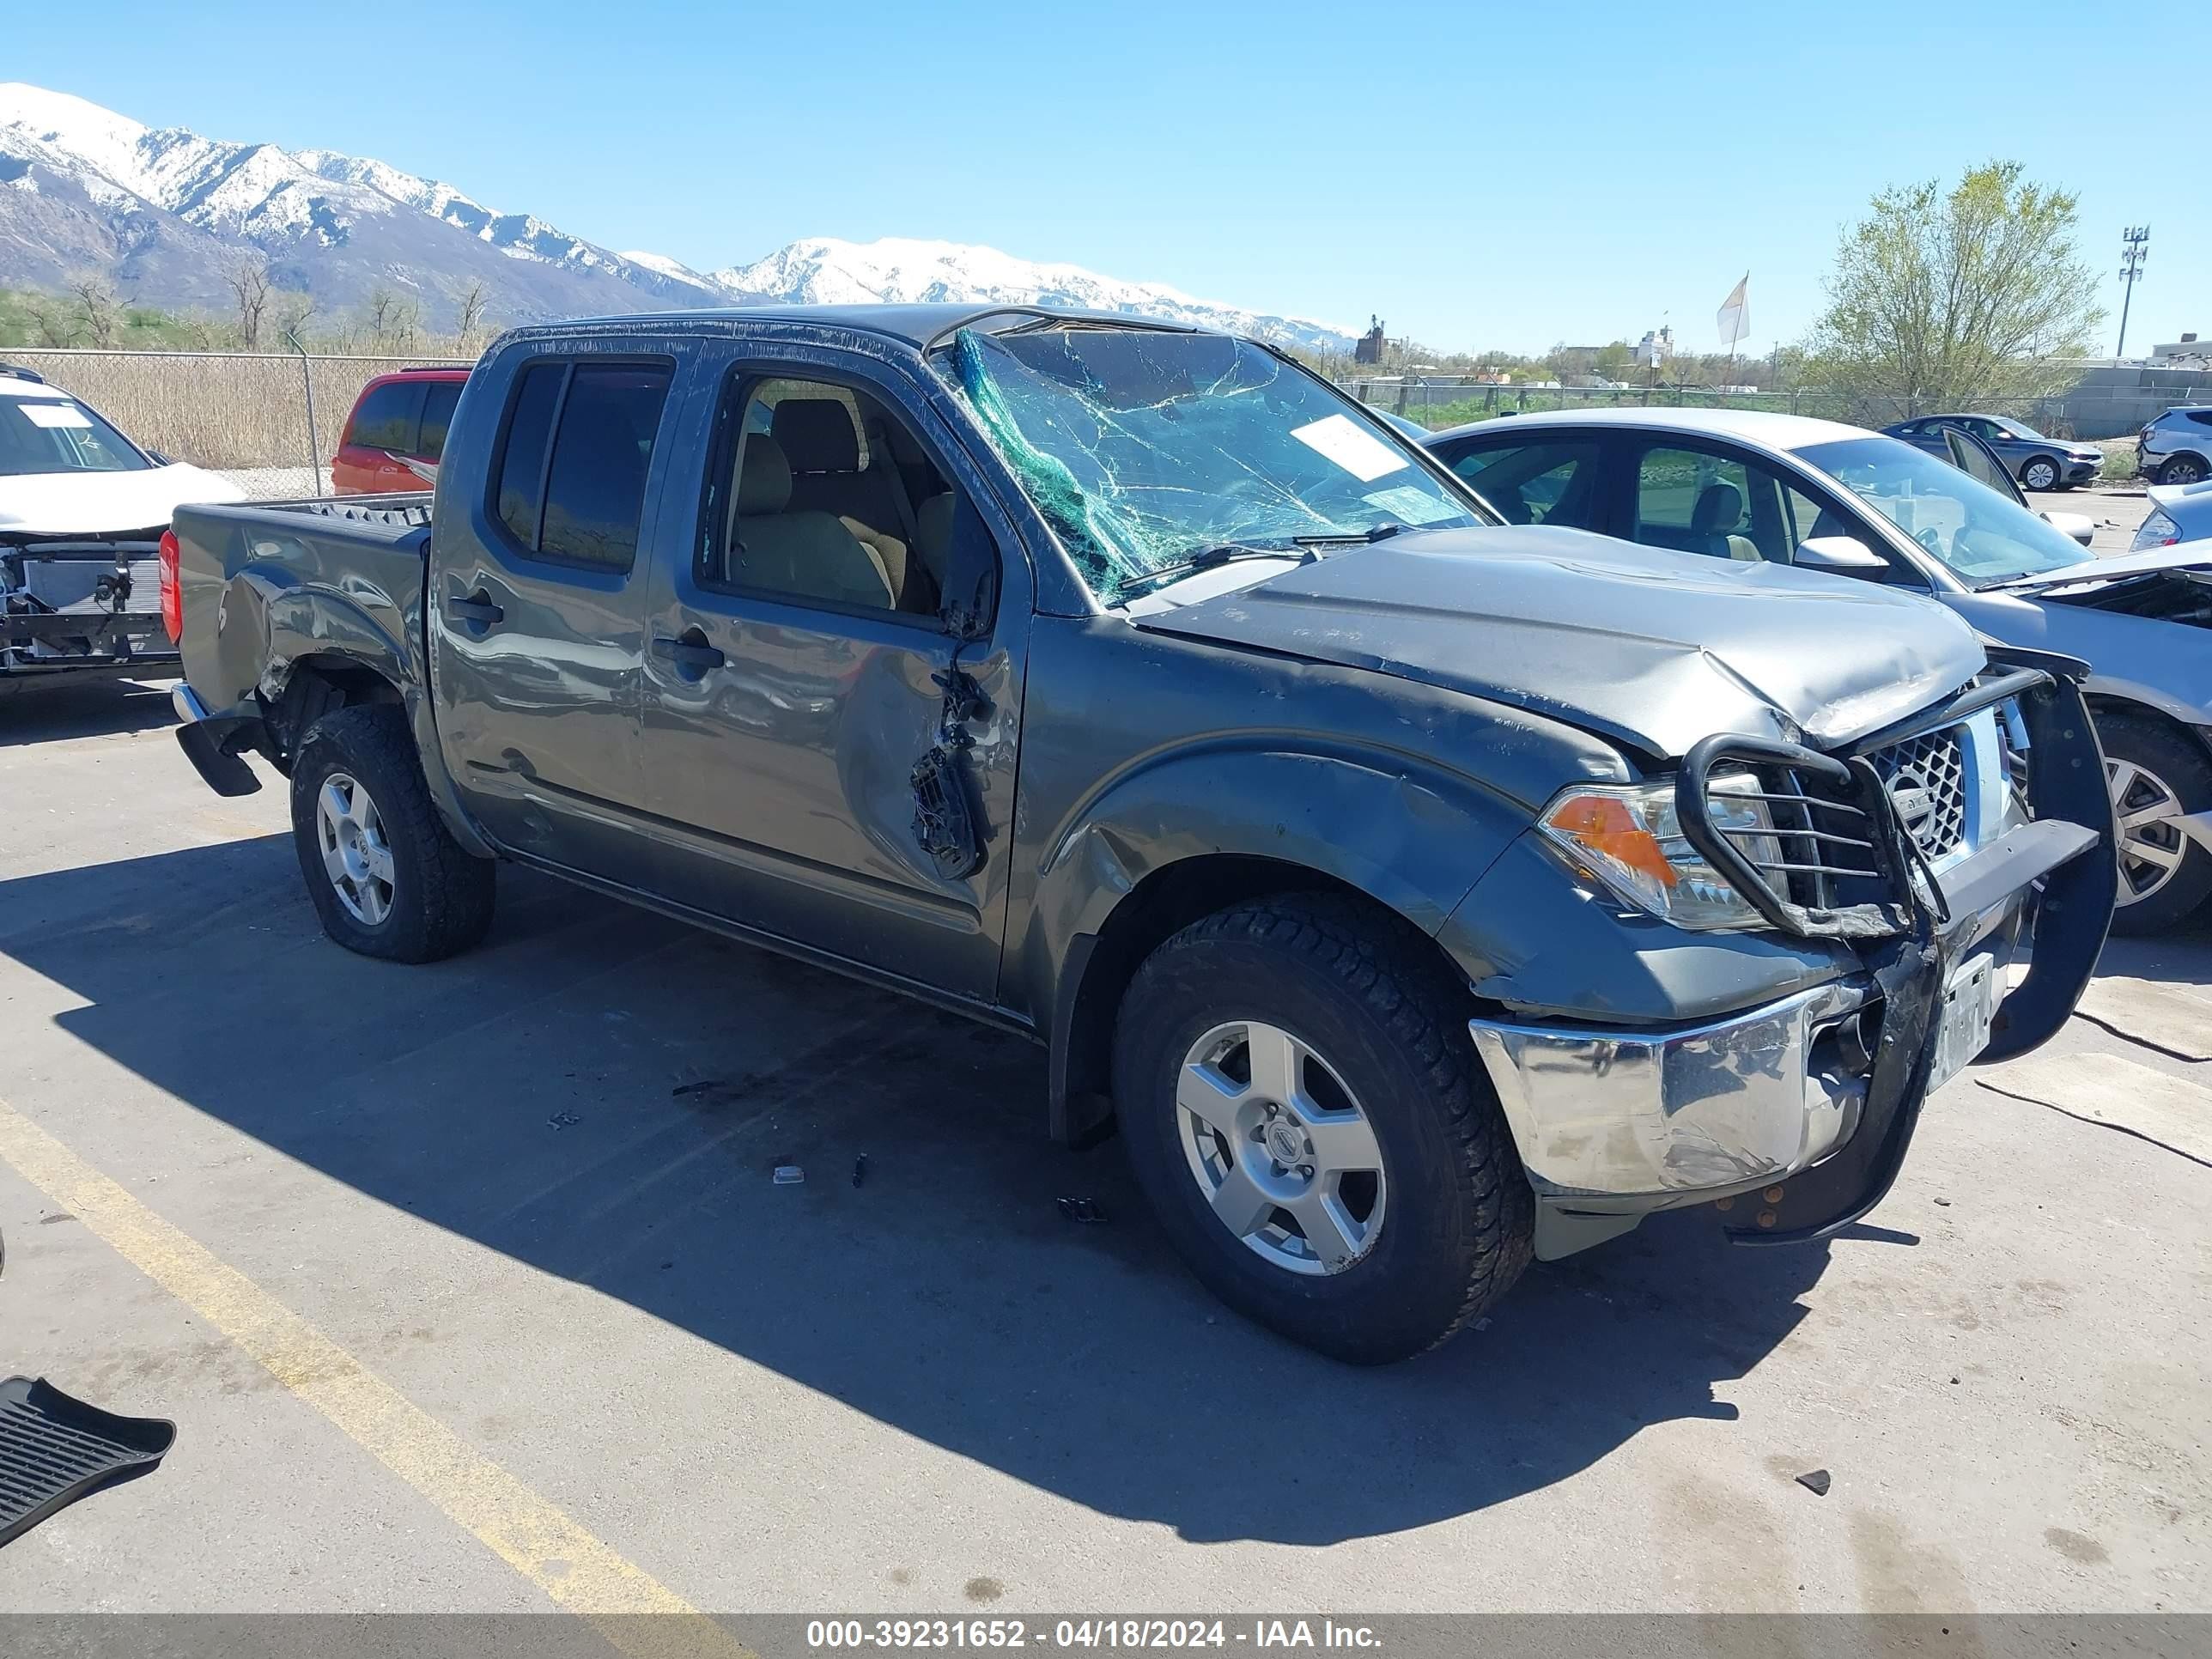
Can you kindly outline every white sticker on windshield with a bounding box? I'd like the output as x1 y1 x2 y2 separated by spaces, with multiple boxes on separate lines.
1291 414 1407 483
20 402 94 428
1362 485 1460 526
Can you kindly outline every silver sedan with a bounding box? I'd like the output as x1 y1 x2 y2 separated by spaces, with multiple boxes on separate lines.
1424 407 2212 933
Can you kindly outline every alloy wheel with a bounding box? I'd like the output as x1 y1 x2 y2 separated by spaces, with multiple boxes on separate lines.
2022 459 2058 490
315 771 396 926
1175 1019 1387 1275
2108 757 2191 906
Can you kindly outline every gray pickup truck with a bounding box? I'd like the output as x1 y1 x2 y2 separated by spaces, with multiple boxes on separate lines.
167 306 2114 1363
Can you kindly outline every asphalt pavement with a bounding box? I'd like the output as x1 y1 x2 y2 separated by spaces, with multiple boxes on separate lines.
0 675 2203 1626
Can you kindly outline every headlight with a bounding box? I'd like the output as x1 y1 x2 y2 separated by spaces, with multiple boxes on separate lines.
2132 508 2180 551
1536 774 1778 931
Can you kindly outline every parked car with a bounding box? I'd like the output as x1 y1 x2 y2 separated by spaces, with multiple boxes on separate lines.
1426 406 2212 932
331 367 467 495
2137 406 2212 487
167 307 2108 1362
1882 413 2103 491
1 363 237 690
2134 477 2212 552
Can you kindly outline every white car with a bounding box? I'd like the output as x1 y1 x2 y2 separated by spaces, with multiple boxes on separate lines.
1 366 239 690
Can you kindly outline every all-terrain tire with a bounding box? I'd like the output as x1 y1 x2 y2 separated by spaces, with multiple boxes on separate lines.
2099 714 2212 937
289 703 496 963
1111 896 1534 1364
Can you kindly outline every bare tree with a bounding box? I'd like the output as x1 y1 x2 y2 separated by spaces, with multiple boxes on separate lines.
274 289 317 344
366 287 398 343
28 295 76 347
228 254 272 348
69 275 120 348
455 280 489 345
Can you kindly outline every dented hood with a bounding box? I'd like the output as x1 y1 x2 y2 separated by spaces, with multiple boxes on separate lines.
1132 525 1986 758
0 463 240 538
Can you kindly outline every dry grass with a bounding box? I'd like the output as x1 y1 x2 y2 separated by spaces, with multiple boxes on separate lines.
6 349 468 471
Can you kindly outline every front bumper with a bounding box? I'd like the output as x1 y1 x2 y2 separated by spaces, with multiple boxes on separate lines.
2060 457 2102 484
1468 660 2115 1260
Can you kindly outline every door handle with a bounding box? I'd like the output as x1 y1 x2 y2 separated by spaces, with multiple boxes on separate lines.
652 630 726 677
445 591 504 628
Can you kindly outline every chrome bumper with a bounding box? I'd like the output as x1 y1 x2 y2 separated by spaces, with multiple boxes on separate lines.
1468 978 1874 1200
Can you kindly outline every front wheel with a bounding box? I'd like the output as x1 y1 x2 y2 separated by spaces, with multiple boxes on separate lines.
1111 897 1533 1364
289 703 496 962
2100 714 2212 936
2020 456 2061 491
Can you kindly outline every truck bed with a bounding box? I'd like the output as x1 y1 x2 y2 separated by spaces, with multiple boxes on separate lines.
168 493 437 724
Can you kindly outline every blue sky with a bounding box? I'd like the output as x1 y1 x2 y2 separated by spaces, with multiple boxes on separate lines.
9 0 2198 356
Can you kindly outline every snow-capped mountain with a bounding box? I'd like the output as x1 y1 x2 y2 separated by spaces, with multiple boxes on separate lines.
710 237 1348 349
0 83 1352 349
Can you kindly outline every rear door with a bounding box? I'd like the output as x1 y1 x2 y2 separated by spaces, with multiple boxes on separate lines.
1428 433 1607 529
629 342 1030 1004
430 346 682 876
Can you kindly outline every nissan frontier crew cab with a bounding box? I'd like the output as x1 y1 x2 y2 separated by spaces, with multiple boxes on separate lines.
166 306 2116 1364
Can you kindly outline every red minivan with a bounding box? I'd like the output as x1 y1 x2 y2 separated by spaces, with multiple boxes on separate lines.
331 367 469 495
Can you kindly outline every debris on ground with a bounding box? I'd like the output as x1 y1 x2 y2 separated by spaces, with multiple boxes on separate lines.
671 1079 723 1098
773 1164 805 1186
547 1109 580 1130
1796 1469 1832 1497
852 1155 868 1189
1057 1197 1105 1224
1934 1196 1952 1207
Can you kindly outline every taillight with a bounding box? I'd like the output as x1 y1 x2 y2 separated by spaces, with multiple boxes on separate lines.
158 527 182 643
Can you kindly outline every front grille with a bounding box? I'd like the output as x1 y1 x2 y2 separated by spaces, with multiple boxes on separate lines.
1868 728 1968 860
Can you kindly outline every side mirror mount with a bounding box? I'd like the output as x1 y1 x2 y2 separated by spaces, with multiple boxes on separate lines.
1794 535 1891 577
937 495 1000 641
2039 509 2096 549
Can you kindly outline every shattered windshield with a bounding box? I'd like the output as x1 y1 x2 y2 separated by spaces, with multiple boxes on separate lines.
937 325 1486 599
1800 434 2093 586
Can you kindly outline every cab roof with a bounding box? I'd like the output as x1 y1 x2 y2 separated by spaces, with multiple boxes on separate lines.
510 302 1212 352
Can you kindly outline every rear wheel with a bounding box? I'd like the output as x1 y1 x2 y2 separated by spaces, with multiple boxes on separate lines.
289 704 495 962
2099 714 2212 936
1111 896 1533 1364
2020 456 2061 491
2154 454 2206 487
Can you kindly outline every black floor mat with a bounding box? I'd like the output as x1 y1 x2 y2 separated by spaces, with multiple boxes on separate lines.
0 1376 175 1547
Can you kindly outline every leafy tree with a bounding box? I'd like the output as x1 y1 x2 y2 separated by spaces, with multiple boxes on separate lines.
1803 161 2102 420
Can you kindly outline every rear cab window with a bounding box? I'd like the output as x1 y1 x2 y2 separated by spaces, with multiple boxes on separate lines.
490 358 675 572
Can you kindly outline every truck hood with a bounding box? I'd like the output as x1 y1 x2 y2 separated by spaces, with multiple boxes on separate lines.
0 463 242 538
1130 525 1986 758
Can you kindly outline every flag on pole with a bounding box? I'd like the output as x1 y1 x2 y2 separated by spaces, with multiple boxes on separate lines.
1717 274 1750 349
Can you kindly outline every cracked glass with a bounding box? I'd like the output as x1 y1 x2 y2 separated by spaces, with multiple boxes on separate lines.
938 325 1487 600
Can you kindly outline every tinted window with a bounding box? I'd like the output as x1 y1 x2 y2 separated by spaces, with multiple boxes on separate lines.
1446 441 1600 527
538 364 673 569
349 381 423 453
419 380 462 461
2188 411 2212 429
494 363 564 550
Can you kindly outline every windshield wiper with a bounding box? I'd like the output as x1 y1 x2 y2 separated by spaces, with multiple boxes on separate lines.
1291 522 1413 547
1115 544 1315 597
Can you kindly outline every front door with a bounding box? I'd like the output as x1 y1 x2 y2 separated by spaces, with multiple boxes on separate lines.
632 349 1027 1005
430 348 681 875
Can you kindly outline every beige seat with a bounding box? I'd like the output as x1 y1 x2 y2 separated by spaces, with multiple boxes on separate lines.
729 436 895 611
1692 482 1764 562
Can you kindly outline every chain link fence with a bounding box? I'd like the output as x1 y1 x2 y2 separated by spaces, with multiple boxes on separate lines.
1337 372 2212 441
3 348 471 498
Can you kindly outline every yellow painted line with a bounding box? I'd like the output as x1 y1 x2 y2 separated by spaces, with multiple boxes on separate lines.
0 1096 748 1659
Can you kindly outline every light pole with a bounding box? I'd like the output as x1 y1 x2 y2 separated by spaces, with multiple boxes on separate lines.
2116 226 2150 359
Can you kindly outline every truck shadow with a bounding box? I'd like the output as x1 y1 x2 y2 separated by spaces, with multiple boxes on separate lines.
1 836 1842 1547
0 674 179 747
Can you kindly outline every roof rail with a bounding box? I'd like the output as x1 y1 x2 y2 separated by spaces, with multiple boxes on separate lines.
0 362 47 383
